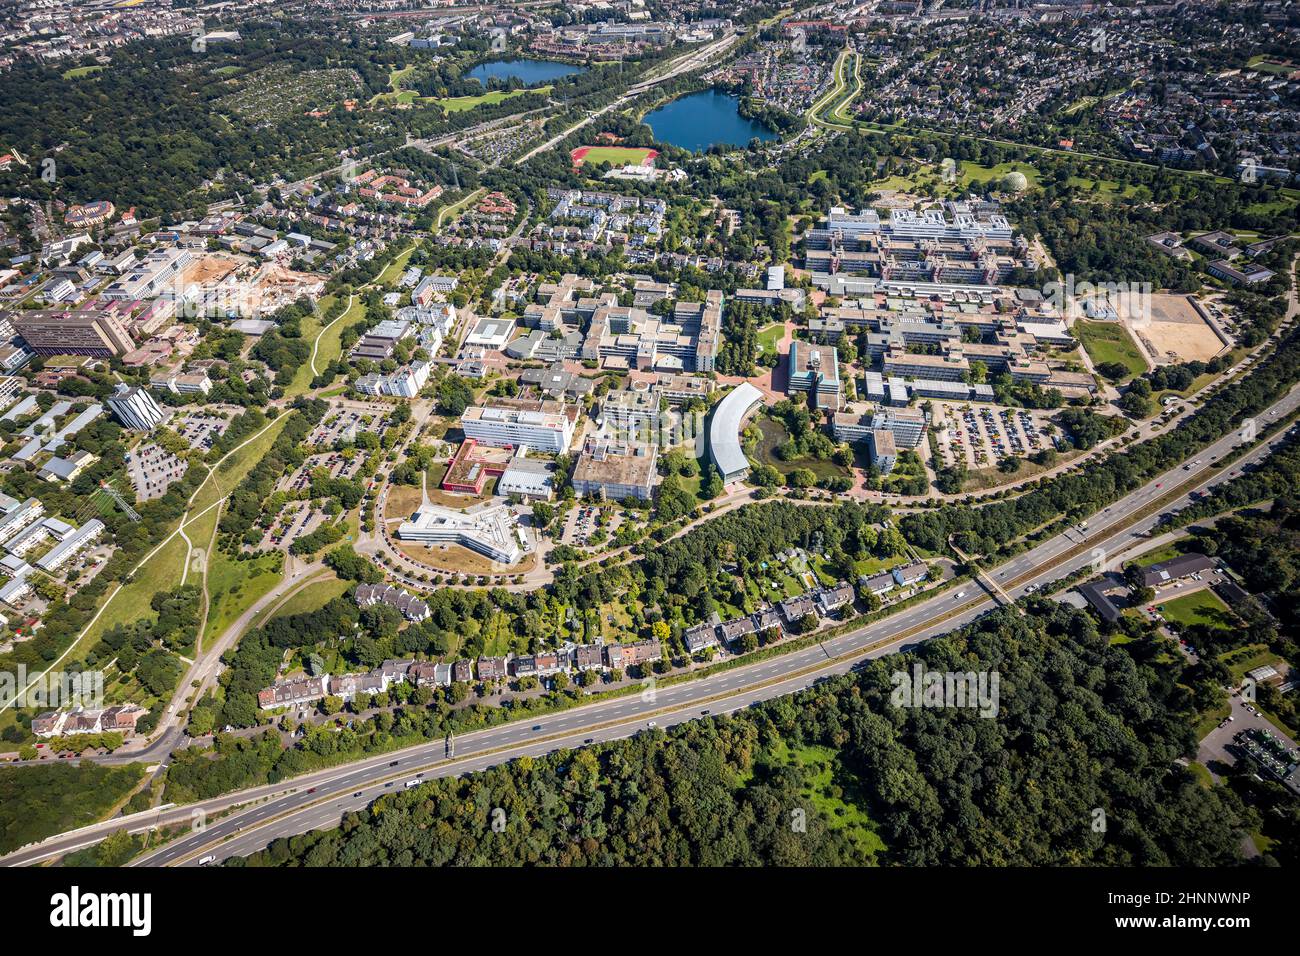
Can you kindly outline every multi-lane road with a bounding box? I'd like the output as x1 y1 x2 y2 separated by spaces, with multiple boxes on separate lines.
6 378 1296 868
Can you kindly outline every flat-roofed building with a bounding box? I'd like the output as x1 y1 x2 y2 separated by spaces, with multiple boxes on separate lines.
787 341 842 409
868 429 897 474
396 503 524 565
497 450 555 500
871 407 928 449
460 399 577 454
571 438 658 501
10 308 135 357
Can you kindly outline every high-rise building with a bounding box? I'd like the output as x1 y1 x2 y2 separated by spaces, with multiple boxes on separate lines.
106 384 165 432
10 309 135 357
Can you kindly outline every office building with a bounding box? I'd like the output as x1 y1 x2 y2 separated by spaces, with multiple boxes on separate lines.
107 384 166 432
11 308 135 357
460 399 577 454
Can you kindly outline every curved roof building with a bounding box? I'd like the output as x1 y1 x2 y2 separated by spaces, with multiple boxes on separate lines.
708 382 764 482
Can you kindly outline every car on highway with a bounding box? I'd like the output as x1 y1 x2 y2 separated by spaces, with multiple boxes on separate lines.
532 724 543 731
583 738 594 744
198 854 216 866
647 721 657 728
389 760 399 767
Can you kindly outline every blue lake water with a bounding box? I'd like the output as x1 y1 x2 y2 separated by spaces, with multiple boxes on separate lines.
467 59 582 86
644 89 778 152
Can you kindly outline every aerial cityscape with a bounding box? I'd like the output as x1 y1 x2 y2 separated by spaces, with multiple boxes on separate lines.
0 0 1296 915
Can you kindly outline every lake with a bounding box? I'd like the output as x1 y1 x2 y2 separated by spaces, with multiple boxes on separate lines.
467 59 583 86
644 89 778 153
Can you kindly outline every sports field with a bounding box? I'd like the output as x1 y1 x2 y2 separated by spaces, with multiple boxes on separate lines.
570 145 658 168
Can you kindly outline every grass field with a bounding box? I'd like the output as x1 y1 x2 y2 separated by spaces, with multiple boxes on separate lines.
756 322 785 356
192 415 290 517
1247 55 1297 76
316 295 364 368
267 574 349 622
571 145 657 168
1220 643 1284 682
1159 590 1233 631
1133 538 1196 567
959 161 1040 191
1074 320 1148 379
62 65 103 80
202 549 284 646
80 533 189 649
1065 176 1142 202
437 86 548 112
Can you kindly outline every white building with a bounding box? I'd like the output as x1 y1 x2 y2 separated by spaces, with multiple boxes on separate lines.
460 401 576 454
396 503 524 565
35 519 103 572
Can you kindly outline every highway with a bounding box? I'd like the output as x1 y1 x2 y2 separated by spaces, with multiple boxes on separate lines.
6 378 1295 868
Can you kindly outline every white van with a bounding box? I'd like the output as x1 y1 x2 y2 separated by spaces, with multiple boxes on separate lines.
198 854 216 866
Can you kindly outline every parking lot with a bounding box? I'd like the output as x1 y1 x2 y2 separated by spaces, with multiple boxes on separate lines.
250 501 327 552
280 451 364 493
1197 691 1300 782
560 504 625 548
126 442 188 501
934 402 1054 470
175 411 232 451
307 406 390 448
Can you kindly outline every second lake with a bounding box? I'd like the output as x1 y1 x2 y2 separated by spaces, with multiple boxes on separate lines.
644 89 778 153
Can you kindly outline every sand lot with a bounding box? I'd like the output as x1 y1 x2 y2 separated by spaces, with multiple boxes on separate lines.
182 253 243 285
1125 294 1227 364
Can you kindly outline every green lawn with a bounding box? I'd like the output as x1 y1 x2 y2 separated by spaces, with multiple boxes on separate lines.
1075 320 1147 379
1159 590 1234 631
437 86 549 112
1220 643 1284 682
1246 54 1297 76
959 160 1040 191
267 574 349 622
752 418 851 482
80 532 189 651
310 293 366 379
756 322 785 357
62 65 103 80
202 549 284 647
1133 538 1196 567
192 415 290 517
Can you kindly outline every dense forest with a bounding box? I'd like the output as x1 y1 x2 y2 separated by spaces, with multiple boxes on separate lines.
234 602 1265 867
